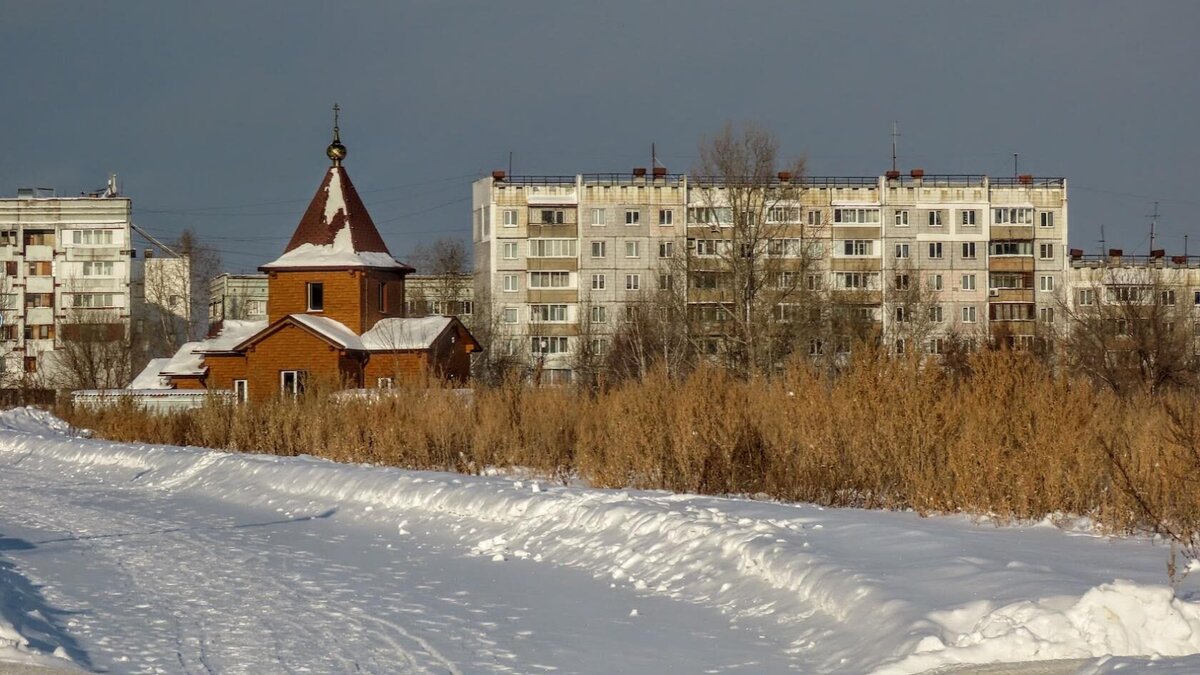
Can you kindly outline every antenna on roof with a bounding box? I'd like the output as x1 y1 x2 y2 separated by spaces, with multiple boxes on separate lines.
1013 153 1019 177
890 122 899 174
1147 201 1160 254
508 151 513 177
1099 224 1106 257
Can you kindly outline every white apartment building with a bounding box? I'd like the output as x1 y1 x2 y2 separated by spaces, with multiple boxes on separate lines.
0 182 134 386
473 170 1069 380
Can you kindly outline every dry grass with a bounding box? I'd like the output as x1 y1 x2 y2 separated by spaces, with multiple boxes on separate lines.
60 350 1200 540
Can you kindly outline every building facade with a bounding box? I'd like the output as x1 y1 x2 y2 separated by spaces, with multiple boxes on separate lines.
208 273 269 327
0 182 134 387
472 170 1069 380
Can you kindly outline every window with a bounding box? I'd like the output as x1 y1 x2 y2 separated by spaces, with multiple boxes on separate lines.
1194 290 1200 306
994 207 1034 224
659 274 673 290
529 272 571 288
895 274 910 290
927 338 945 355
895 306 908 323
529 239 577 258
233 380 248 403
24 293 52 308
82 260 114 276
833 208 880 224
306 282 324 311
1040 212 1055 228
625 274 641 291
502 242 519 259
895 243 910 259
591 273 606 290
502 307 518 324
930 305 944 323
928 242 943 259
539 209 565 224
961 274 976 291
1078 289 1095 306
376 378 394 390
1039 307 1055 323
280 370 307 396
591 208 606 226
1161 290 1177 306
24 325 54 340
4 261 15 276
807 274 822 291
894 339 906 355
625 209 640 225
658 240 674 258
625 241 639 258
531 336 569 355
694 239 719 256
1039 243 1054 260
928 211 943 227
0 230 15 246
590 306 607 324
530 304 568 322
990 241 1033 256
961 242 976 259
590 241 606 258
23 232 54 246
503 209 518 227
590 338 608 355
378 283 387 312
26 261 52 276
842 240 872 256
692 272 718 289
834 272 878 290
807 211 822 226
24 357 37 373
659 209 673 225
72 293 116 308
962 306 977 323
72 230 114 245
961 210 978 226
990 274 1025 289
894 210 909 226
1040 276 1054 292
503 274 518 292
768 206 799 223
930 274 943 291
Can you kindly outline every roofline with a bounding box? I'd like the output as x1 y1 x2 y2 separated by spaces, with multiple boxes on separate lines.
257 263 416 273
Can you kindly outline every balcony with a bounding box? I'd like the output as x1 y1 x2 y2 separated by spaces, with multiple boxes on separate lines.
989 257 1034 273
25 276 53 293
990 225 1034 241
989 288 1034 303
24 245 53 261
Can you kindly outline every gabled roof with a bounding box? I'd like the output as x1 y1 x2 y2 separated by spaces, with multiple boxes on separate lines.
129 358 172 390
197 320 269 353
361 316 482 352
261 165 413 271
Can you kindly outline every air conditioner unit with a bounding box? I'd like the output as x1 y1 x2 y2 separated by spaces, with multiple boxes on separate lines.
988 289 1000 297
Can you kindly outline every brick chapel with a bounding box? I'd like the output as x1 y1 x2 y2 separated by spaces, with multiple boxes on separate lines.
149 116 481 401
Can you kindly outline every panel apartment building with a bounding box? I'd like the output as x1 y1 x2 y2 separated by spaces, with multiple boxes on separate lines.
472 170 1069 381
0 183 133 386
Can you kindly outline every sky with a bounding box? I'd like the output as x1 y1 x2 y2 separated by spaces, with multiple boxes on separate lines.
2 1 1197 273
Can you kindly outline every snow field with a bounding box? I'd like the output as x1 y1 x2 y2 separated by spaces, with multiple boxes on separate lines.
3 407 1200 672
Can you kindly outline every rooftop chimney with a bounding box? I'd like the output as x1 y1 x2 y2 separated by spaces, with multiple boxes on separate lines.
632 167 647 177
777 171 792 182
652 166 667 177
909 168 924 179
885 170 901 180
491 170 506 181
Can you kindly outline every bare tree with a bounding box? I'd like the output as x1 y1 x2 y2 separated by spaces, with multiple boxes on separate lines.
0 275 20 388
689 121 815 375
469 285 526 386
51 305 132 390
173 228 222 341
1061 266 1197 394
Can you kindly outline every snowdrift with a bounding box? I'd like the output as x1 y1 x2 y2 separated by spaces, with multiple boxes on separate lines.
3 407 1200 673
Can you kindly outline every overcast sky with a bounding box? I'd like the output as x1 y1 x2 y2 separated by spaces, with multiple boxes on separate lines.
2 1 1197 272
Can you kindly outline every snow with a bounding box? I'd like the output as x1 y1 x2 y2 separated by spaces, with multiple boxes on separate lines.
127 358 171 390
1 406 1200 673
198 319 267 352
361 316 453 351
156 341 205 376
288 314 364 349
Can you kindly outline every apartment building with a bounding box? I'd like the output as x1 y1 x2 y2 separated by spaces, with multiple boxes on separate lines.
0 183 134 386
209 273 270 327
1068 250 1200 325
405 274 475 321
472 170 1069 380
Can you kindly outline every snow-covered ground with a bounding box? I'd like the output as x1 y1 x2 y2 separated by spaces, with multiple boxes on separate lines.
1 407 1199 674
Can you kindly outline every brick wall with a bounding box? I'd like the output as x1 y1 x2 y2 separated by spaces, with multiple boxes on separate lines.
241 324 355 402
267 269 408 333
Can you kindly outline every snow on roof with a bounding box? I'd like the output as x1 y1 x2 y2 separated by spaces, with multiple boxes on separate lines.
129 358 173 390
261 222 403 269
288 314 365 350
159 342 206 377
197 320 268 353
361 317 453 351
261 166 408 270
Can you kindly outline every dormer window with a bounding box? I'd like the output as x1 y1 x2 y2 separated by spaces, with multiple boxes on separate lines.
307 282 324 311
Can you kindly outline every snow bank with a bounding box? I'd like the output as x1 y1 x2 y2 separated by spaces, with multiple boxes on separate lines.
3 407 1200 672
